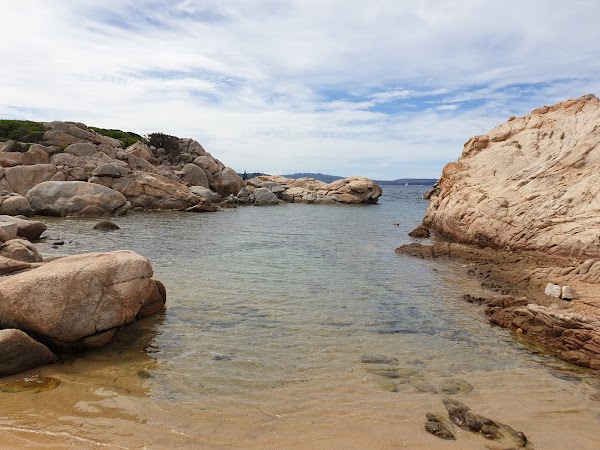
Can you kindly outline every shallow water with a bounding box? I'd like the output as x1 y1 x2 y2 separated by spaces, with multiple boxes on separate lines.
1 185 600 449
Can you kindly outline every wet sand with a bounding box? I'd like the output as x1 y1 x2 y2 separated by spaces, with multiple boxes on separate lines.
1 318 600 449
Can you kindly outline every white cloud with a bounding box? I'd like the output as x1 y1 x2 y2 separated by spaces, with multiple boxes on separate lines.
1 0 600 178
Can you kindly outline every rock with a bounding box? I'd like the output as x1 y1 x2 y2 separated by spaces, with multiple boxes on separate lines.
0 250 166 349
125 141 154 161
0 215 47 241
561 285 575 300
423 181 440 200
137 279 166 319
0 255 32 275
0 193 34 216
253 187 279 206
26 181 130 216
219 167 244 196
442 398 529 447
423 94 600 258
93 220 120 231
439 378 474 395
0 329 58 376
544 283 562 298
189 186 222 203
248 175 381 204
0 239 43 262
0 221 18 242
0 151 24 167
91 162 131 178
424 413 456 440
89 171 206 211
360 354 399 364
409 224 430 238
0 375 61 392
181 163 210 188
64 142 97 157
1 164 57 195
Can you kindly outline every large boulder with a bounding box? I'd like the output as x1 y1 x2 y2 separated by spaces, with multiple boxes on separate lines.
253 187 279 206
1 164 58 195
314 177 382 204
64 142 97 157
89 171 210 211
0 329 57 376
0 251 166 349
0 192 34 216
181 163 210 188
26 181 130 216
423 94 600 258
189 186 222 203
125 141 154 161
0 215 47 241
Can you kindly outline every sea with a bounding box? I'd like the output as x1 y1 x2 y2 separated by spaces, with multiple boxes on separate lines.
1 185 599 449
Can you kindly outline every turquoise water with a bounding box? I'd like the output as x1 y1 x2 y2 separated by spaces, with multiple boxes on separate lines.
2 185 600 449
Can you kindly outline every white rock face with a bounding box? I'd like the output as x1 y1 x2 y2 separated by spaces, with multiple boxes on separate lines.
545 283 562 298
424 94 600 258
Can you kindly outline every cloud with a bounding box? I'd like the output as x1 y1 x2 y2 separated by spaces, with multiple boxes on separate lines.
1 0 600 178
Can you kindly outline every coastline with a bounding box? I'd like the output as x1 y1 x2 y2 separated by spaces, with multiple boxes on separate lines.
397 239 600 370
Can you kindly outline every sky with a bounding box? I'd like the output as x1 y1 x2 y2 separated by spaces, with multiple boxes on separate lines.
2 1 600 179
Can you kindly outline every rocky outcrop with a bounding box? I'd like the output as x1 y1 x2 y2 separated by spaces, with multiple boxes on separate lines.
27 181 131 216
423 94 600 258
230 175 382 205
0 329 58 376
0 250 166 350
0 121 242 215
89 171 214 211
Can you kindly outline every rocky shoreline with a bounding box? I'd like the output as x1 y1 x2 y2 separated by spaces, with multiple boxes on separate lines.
399 94 600 371
0 120 382 377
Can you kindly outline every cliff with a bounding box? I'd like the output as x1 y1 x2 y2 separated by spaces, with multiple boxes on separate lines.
423 94 600 258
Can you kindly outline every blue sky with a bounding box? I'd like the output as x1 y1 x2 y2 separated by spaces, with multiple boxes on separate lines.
2 1 600 179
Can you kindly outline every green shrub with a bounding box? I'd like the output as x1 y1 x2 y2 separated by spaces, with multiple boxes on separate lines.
89 126 144 148
0 120 46 143
147 132 180 155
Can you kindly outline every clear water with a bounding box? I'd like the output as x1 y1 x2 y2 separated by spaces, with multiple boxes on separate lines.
1 185 600 449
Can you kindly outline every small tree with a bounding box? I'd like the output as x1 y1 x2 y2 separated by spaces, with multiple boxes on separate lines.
147 132 179 155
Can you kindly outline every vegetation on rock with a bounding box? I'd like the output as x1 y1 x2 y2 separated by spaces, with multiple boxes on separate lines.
147 132 179 155
0 120 47 144
89 126 144 148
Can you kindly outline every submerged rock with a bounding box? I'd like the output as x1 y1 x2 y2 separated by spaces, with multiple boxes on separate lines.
424 412 456 440
0 375 61 393
360 354 399 364
442 398 529 447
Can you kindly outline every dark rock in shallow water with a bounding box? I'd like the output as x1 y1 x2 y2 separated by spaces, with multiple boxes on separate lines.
93 219 120 231
424 412 456 440
442 398 529 447
440 378 474 395
0 375 61 393
360 354 398 364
